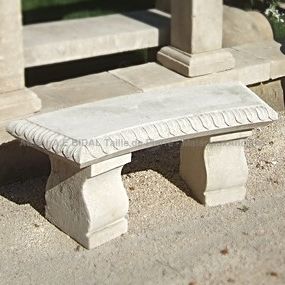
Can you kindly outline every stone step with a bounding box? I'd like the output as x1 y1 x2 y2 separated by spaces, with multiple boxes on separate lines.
23 9 170 68
32 72 142 113
0 88 41 143
31 41 285 116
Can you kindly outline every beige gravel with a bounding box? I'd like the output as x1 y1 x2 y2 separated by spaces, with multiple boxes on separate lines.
0 113 285 285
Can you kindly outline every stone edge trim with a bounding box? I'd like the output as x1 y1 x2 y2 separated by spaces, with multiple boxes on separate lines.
6 105 278 166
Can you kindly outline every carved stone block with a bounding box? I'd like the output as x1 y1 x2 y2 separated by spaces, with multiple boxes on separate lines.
159 0 236 77
180 132 252 206
46 154 131 249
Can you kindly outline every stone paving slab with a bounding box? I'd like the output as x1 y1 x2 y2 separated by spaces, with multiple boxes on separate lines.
0 88 41 144
0 88 41 128
110 62 188 91
32 72 141 112
31 40 276 111
233 41 285 80
24 9 170 67
111 45 272 91
227 48 271 84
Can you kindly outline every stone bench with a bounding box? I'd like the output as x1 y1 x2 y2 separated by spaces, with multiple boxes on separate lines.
7 83 277 249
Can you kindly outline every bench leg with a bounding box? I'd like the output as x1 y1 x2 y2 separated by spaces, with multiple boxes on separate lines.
180 131 252 206
45 154 131 249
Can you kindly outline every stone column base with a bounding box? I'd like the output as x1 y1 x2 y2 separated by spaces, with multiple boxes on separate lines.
45 154 132 249
157 46 235 77
180 131 252 206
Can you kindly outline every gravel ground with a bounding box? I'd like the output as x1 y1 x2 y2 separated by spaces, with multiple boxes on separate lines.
0 113 285 285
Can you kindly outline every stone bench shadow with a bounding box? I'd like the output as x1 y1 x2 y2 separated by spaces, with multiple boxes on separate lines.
123 142 192 197
0 142 189 218
0 140 49 215
0 174 47 216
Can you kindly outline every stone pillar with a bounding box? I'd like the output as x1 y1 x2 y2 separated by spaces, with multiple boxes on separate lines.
0 0 41 142
158 0 235 77
180 131 251 206
0 1 24 93
46 154 132 249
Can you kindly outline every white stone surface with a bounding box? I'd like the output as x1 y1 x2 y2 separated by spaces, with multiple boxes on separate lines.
180 131 251 206
23 9 170 67
157 46 235 77
46 154 131 249
8 83 277 168
0 0 24 93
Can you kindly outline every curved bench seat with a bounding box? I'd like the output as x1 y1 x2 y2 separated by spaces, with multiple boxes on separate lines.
8 83 276 167
7 83 278 249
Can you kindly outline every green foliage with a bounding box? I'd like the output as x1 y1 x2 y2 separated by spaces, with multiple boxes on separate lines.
22 0 155 24
224 0 278 10
270 18 285 41
22 0 86 11
22 0 285 40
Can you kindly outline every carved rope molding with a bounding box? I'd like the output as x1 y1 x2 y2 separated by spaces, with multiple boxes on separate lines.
7 105 277 166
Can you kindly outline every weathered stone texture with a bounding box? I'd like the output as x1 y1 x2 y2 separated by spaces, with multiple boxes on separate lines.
23 10 170 67
234 41 285 80
0 0 24 93
171 0 223 53
180 132 251 206
46 155 131 249
0 89 41 126
223 6 273 48
32 72 141 113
